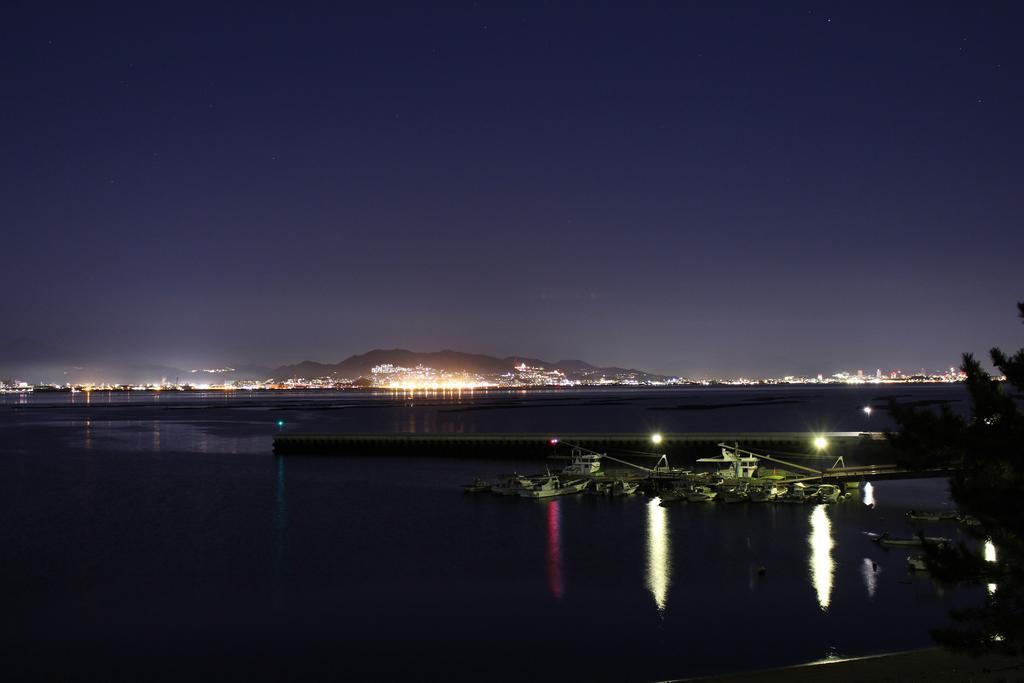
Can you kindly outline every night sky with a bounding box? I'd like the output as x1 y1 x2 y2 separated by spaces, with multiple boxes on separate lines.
4 1 1023 376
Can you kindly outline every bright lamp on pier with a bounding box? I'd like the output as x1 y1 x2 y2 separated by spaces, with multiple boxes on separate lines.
651 433 663 445
813 436 828 450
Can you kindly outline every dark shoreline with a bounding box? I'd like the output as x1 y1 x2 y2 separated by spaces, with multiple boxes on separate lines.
677 648 1024 682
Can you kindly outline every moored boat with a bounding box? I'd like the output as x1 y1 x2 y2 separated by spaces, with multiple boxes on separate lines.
721 482 749 503
519 476 590 499
749 483 785 502
610 480 640 496
871 532 951 548
813 484 842 503
778 483 811 504
907 509 959 522
462 478 491 493
685 485 717 502
492 474 540 496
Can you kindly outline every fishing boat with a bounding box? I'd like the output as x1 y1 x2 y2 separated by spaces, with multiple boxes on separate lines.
721 482 749 503
519 476 590 499
492 474 540 496
586 480 637 496
685 485 718 502
696 443 760 479
748 483 785 502
462 478 491 493
778 483 811 504
657 487 689 505
561 448 604 476
610 480 640 496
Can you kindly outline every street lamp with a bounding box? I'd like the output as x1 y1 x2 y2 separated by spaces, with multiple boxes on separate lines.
813 436 828 451
651 433 663 445
862 406 873 416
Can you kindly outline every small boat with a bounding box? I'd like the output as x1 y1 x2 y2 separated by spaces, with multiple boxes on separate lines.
657 488 688 505
871 532 951 548
907 555 929 571
778 483 811 504
721 482 749 503
749 483 785 502
813 484 842 503
907 509 959 522
492 474 539 496
519 476 590 499
685 485 717 502
462 478 491 493
610 480 639 497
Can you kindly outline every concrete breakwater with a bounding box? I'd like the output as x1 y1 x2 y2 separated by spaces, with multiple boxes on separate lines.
273 431 893 462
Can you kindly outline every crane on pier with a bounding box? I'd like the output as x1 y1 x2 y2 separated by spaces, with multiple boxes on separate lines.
550 441 675 476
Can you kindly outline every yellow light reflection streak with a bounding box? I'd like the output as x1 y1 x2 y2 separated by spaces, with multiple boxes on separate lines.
646 498 671 612
985 540 998 596
809 504 835 611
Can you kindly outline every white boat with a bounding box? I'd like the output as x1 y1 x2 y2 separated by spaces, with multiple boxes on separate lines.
696 443 759 479
492 474 539 496
748 483 785 502
721 482 749 503
518 476 590 498
610 480 639 496
813 484 842 503
657 488 688 505
685 485 717 502
562 448 604 476
779 483 811 504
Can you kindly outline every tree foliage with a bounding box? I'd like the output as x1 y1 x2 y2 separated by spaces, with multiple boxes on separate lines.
889 301 1024 654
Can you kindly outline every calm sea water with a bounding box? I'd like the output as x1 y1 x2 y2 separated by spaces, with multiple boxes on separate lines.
1 386 981 681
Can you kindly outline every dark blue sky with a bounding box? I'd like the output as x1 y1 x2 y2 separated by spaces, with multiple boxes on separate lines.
3 1 1022 376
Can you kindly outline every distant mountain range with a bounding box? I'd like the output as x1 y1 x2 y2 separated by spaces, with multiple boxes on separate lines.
0 340 665 384
270 349 661 381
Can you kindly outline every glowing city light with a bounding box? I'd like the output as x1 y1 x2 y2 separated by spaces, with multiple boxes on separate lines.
862 406 873 416
276 420 284 427
549 438 559 445
651 433 663 445
813 436 828 451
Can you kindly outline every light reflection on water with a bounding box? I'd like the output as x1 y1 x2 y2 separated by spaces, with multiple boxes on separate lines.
861 558 879 599
646 497 670 612
809 504 835 610
985 540 997 596
862 481 875 507
547 500 564 599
